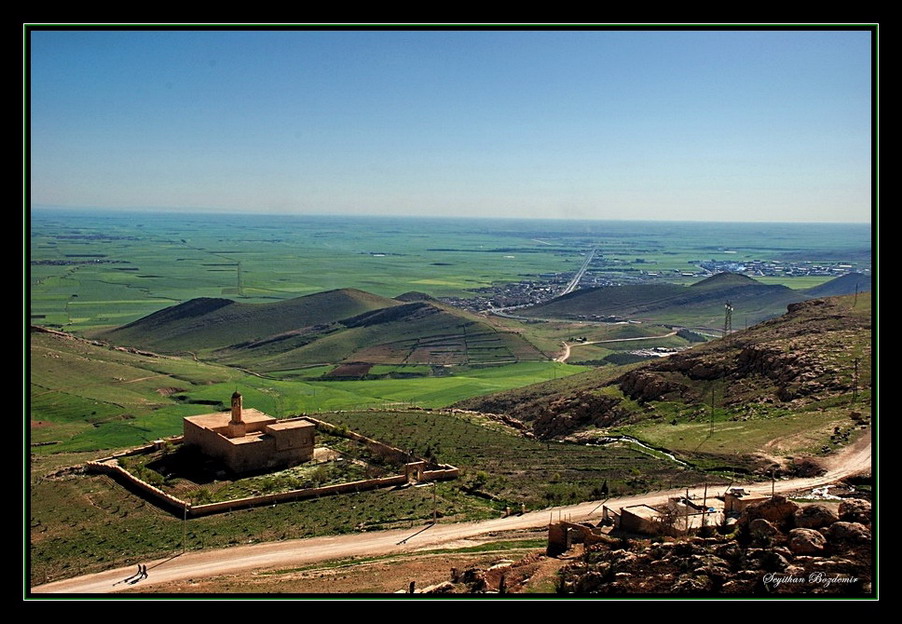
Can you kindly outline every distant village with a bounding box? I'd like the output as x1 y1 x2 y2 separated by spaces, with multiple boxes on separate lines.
441 256 869 314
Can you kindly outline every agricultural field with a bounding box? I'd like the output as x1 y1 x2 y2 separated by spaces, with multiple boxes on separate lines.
316 410 708 506
30 210 871 334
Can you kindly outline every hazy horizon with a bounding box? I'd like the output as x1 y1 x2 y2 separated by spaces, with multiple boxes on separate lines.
29 28 873 224
30 204 872 226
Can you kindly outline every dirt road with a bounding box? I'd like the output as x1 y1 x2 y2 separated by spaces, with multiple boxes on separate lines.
32 436 871 595
555 331 678 363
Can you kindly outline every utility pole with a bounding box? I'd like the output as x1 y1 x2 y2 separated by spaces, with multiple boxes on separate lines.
710 387 716 437
852 358 860 404
432 482 437 524
723 301 733 339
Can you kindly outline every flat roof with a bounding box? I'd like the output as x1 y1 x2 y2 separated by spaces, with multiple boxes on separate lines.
266 419 315 432
622 505 661 519
184 408 275 429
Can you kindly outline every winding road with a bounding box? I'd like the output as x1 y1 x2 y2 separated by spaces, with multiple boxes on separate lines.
555 330 678 363
32 435 871 595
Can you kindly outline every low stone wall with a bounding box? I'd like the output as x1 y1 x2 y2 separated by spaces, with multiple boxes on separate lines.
306 416 411 464
85 460 188 514
87 417 458 518
187 474 410 516
93 437 182 463
423 466 460 481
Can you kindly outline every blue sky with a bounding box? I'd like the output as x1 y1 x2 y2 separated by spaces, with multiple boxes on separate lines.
29 28 873 222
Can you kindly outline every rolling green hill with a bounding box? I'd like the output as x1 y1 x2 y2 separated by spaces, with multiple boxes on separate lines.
96 288 401 352
94 289 545 371
211 300 544 371
520 272 860 328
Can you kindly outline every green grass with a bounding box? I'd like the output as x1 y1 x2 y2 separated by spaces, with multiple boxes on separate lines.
611 399 868 465
29 330 590 453
316 410 708 509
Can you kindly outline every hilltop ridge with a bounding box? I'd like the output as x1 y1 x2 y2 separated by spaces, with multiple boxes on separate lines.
98 288 402 352
519 272 865 328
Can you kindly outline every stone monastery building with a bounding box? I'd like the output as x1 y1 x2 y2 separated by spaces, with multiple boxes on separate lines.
183 391 315 474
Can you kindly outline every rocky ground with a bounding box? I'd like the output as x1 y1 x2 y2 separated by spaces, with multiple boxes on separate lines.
553 495 872 596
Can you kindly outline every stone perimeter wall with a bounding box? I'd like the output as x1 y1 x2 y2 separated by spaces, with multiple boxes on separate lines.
305 416 410 464
85 460 187 514
83 419 459 518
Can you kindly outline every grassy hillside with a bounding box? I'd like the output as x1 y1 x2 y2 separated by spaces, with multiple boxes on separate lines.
211 301 544 371
94 290 546 371
459 294 872 472
30 328 245 452
29 328 587 453
96 288 400 352
803 272 871 298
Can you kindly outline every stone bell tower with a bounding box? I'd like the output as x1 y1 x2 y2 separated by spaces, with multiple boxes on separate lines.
227 391 246 438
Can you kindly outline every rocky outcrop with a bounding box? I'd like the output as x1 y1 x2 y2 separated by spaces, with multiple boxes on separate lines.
531 393 626 439
749 519 783 545
826 522 870 544
618 370 690 403
793 504 839 529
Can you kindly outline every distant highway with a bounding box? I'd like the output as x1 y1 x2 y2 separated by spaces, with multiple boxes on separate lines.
560 248 596 296
488 247 596 322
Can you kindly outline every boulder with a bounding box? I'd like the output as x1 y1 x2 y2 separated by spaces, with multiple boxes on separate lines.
420 581 455 594
838 499 871 524
715 542 743 562
746 548 790 572
721 578 758 594
794 504 839 529
807 557 857 572
788 528 827 555
739 496 799 530
688 554 731 571
827 521 870 544
672 573 714 594
750 518 782 542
